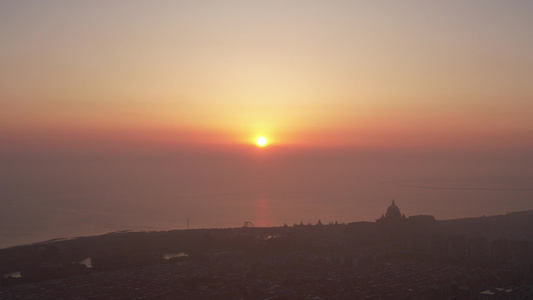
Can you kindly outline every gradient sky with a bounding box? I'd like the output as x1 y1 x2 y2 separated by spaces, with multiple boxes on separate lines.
2 1 533 247
1 1 533 150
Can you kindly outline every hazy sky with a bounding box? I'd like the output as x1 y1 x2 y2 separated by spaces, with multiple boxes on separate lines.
2 1 532 151
2 2 533 247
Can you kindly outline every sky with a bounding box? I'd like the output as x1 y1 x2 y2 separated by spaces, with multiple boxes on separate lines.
1 1 533 247
1 1 532 151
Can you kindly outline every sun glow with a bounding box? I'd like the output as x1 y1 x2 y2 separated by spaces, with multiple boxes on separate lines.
256 136 268 147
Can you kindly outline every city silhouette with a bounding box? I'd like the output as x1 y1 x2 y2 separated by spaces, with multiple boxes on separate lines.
2 202 533 298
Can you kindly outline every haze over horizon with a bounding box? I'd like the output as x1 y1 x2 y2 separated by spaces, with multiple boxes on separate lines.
1 1 533 248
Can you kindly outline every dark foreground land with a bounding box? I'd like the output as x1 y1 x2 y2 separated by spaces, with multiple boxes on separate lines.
2 211 533 299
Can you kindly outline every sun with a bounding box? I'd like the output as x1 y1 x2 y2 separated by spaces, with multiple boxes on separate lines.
256 136 268 147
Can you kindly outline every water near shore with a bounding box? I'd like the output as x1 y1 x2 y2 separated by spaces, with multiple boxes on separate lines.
1 148 533 249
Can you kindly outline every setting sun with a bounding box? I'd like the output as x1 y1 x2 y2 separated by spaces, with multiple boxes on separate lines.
256 137 268 147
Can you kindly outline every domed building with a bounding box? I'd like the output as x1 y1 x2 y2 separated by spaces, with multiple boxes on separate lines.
386 200 401 220
377 200 406 224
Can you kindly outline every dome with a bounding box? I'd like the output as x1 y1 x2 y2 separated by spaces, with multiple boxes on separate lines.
385 200 401 220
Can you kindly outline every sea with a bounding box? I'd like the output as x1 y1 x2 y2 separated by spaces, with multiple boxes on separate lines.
1 146 532 249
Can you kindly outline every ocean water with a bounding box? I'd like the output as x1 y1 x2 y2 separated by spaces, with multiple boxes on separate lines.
1 147 533 249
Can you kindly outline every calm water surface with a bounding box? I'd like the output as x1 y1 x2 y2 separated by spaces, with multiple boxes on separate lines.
1 148 532 248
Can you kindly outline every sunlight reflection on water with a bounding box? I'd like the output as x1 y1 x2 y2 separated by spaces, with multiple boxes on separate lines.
255 198 270 227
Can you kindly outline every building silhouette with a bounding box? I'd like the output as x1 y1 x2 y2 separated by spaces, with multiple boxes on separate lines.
376 200 406 224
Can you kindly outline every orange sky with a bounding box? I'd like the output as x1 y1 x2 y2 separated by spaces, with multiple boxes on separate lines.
1 1 532 151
